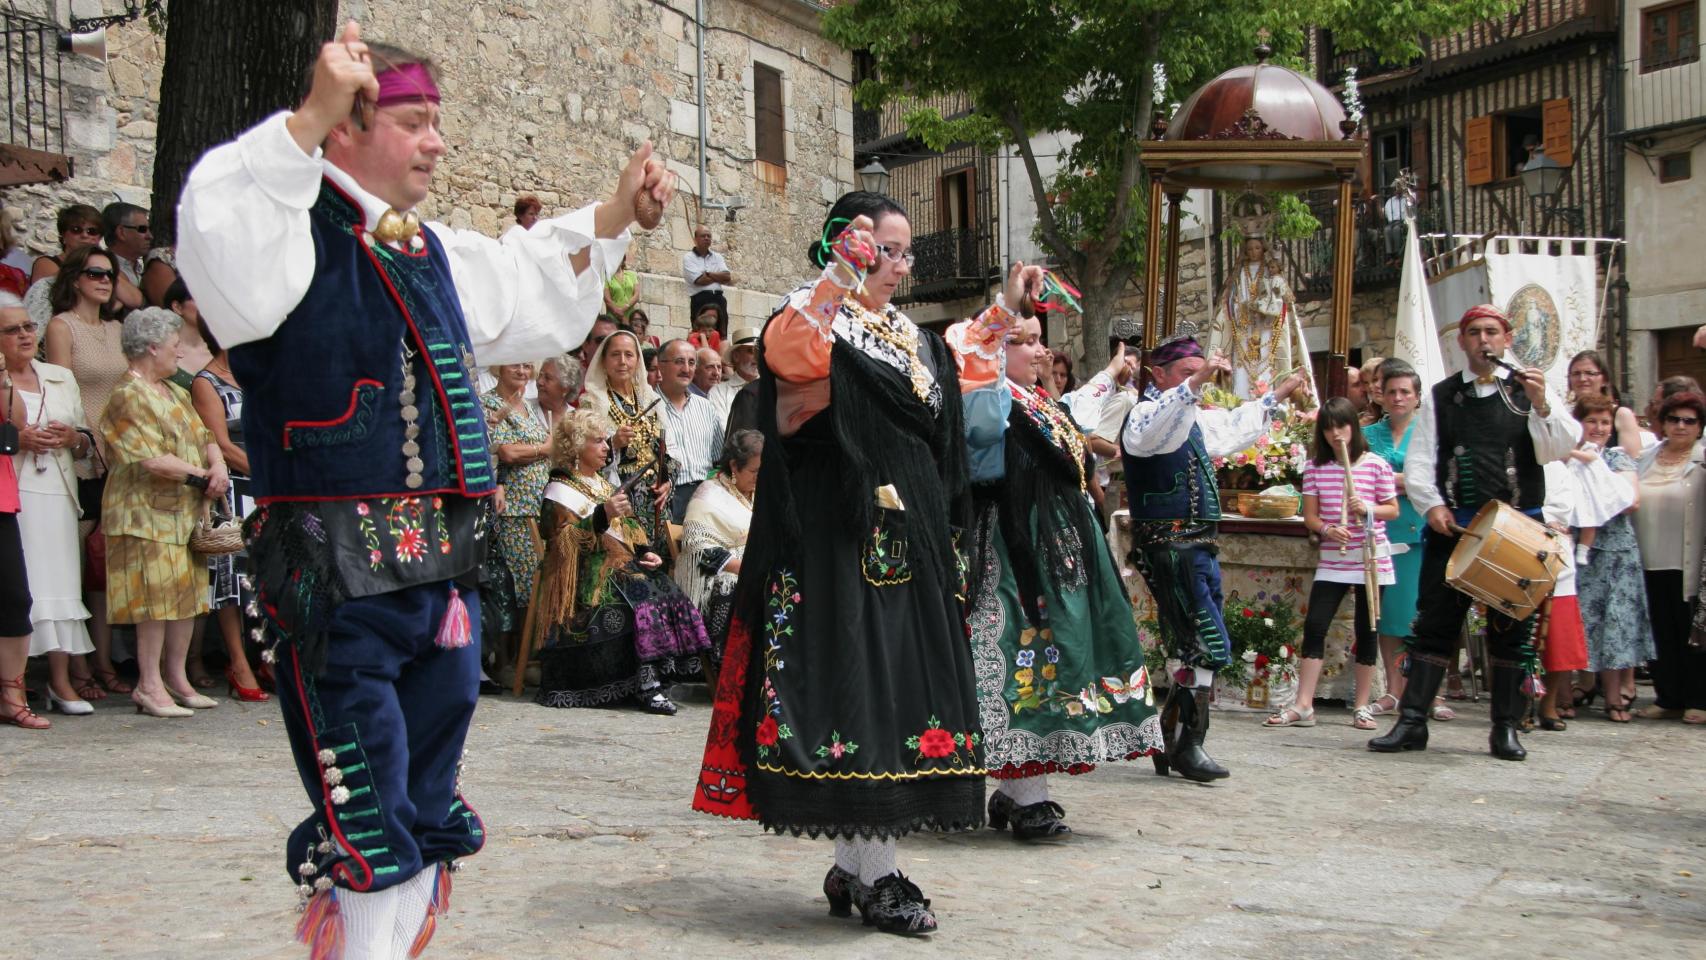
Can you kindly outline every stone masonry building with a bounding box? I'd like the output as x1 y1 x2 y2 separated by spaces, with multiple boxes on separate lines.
3 0 853 343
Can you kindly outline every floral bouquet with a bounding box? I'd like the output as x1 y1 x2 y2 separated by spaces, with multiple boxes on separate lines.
1201 385 1314 492
1217 594 1301 688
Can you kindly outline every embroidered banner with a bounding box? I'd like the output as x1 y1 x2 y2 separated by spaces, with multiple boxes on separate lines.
1425 235 1607 396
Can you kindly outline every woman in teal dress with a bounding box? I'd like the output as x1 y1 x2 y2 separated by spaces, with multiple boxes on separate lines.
951 303 1161 841
1363 360 1428 719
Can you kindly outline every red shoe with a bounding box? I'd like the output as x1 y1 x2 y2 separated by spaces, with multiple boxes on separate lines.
226 668 270 703
255 661 276 693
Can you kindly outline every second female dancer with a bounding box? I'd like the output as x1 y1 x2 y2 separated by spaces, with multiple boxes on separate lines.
692 193 984 936
950 306 1162 839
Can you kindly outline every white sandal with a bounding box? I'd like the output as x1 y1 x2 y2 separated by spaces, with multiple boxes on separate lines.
1263 704 1316 727
1430 700 1456 721
1352 705 1378 730
1368 693 1399 716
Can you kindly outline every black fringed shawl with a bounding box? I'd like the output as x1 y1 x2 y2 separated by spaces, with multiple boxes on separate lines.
971 390 1102 630
731 303 969 626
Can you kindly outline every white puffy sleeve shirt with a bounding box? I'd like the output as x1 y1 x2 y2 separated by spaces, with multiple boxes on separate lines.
176 111 629 365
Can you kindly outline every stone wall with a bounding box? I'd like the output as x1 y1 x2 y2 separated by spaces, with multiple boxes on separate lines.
5 0 853 344
3 1 164 258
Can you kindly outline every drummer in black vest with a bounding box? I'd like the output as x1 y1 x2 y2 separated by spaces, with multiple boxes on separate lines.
1369 304 1578 760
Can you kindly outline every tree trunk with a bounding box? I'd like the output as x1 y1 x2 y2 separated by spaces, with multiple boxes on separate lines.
150 0 339 246
1077 276 1119 372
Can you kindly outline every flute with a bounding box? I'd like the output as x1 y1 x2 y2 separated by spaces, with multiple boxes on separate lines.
1334 437 1354 557
1335 437 1383 621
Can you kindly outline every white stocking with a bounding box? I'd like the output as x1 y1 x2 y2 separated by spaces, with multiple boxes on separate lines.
832 838 859 874
996 773 1050 807
390 865 441 958
837 837 898 886
334 886 401 960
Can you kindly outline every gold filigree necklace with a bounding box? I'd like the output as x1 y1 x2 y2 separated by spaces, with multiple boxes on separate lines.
839 296 933 404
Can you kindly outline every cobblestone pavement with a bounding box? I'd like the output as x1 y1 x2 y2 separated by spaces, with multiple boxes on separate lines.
4 685 1703 959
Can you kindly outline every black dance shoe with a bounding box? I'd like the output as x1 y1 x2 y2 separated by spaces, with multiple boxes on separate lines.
859 873 938 936
988 792 1072 841
823 865 865 918
638 691 678 715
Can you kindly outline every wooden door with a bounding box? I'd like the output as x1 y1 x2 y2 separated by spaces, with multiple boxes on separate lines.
1657 327 1706 400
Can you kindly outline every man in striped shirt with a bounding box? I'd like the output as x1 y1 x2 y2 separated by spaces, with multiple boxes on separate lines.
658 338 725 523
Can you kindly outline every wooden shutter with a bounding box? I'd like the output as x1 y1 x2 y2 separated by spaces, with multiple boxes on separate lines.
1542 98 1572 168
1410 122 1430 187
1465 115 1493 186
753 64 785 167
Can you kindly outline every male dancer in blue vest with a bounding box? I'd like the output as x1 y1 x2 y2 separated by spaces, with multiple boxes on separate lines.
177 23 670 958
1369 304 1576 760
1121 336 1304 781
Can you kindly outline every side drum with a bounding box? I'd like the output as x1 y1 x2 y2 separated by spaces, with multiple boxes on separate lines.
1444 500 1564 621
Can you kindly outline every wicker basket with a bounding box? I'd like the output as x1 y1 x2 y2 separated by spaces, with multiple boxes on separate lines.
1219 489 1256 516
1241 493 1302 519
189 503 244 557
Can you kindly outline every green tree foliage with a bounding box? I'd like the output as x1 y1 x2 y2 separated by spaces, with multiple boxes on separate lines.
824 0 1516 363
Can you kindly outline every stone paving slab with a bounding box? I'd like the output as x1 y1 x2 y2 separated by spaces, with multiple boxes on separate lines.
3 687 1702 959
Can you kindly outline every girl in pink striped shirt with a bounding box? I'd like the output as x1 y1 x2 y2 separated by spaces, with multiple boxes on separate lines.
1266 398 1399 730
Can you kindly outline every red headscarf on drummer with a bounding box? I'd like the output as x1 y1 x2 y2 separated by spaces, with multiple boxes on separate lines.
1458 304 1512 377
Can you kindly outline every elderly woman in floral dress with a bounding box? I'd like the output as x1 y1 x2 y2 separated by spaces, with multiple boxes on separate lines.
481 363 552 671
99 308 229 718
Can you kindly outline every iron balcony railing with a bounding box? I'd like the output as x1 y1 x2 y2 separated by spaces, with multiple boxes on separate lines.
1241 187 1448 302
896 225 1000 305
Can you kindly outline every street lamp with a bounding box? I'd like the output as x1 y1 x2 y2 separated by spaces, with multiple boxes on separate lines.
1520 149 1566 199
1520 149 1584 231
858 158 890 195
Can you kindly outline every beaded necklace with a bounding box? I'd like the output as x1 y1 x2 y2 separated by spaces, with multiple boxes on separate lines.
608 388 660 471
839 295 934 404
1010 380 1086 491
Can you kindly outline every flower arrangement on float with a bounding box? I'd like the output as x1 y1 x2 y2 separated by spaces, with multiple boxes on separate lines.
1200 383 1314 516
1200 383 1313 490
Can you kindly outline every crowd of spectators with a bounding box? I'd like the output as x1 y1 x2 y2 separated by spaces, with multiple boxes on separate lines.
1 199 764 727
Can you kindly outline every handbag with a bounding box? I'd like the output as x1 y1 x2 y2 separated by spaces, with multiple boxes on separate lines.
83 525 107 592
189 501 244 557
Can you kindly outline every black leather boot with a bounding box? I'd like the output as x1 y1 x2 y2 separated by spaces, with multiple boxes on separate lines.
1160 686 1230 782
1153 683 1182 777
1488 666 1529 761
1368 656 1446 752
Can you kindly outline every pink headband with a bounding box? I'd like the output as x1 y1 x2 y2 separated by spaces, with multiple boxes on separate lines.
374 63 440 107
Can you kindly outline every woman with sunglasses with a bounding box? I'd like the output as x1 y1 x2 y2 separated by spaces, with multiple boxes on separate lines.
1635 391 1706 724
28 205 103 285
42 245 130 699
3 302 97 719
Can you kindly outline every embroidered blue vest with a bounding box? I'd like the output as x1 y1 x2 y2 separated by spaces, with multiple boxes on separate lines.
1122 392 1220 544
229 179 496 503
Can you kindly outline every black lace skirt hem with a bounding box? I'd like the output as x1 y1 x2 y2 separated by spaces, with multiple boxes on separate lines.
749 771 985 841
